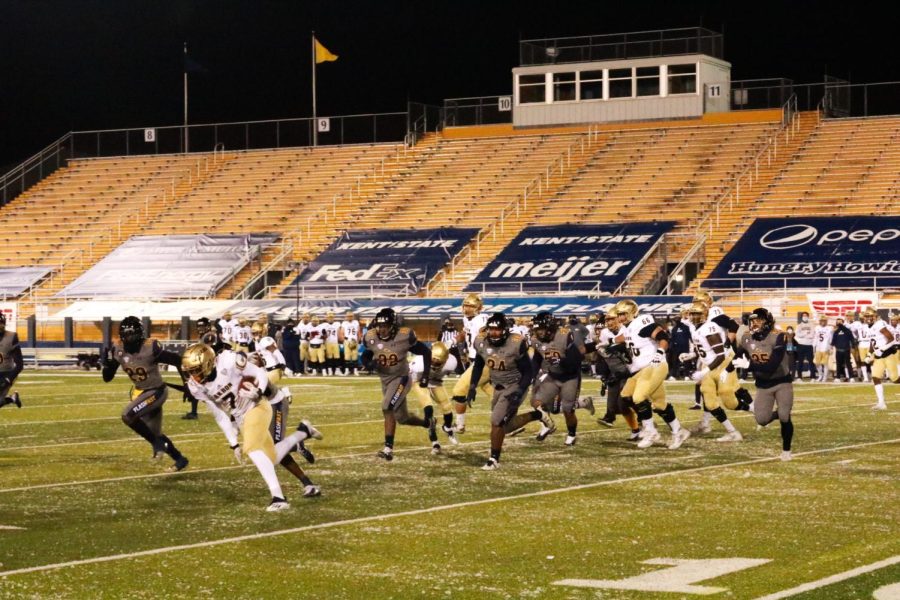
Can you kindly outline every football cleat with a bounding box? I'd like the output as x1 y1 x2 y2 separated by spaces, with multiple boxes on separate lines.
481 458 499 471
637 430 662 449
689 422 712 435
627 430 641 442
152 437 168 460
302 485 321 498
297 442 315 464
12 392 21 408
431 442 442 455
564 434 577 446
715 430 743 443
780 450 793 462
377 447 394 462
535 420 557 442
667 429 691 450
167 456 189 472
580 395 595 415
872 403 887 411
181 412 198 420
597 415 615 428
299 419 323 440
441 424 459 445
689 404 702 410
455 424 466 434
266 497 290 512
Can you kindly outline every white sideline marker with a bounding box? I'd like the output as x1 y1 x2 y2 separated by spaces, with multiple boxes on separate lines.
752 554 900 599
0 437 896 578
0 525 26 530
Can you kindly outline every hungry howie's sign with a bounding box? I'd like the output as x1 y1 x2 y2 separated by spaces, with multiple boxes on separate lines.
467 222 675 293
705 217 900 289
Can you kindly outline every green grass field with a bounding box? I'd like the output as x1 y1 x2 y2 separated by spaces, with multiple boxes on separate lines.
0 371 897 599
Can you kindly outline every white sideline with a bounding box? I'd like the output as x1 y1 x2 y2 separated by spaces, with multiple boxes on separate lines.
754 554 900 599
0 437 896 578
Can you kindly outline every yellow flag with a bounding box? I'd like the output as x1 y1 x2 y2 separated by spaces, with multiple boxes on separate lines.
314 39 338 64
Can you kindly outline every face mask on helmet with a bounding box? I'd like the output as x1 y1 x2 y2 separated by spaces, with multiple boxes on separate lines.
373 309 397 341
749 308 774 340
485 313 509 347
119 316 145 350
531 311 557 343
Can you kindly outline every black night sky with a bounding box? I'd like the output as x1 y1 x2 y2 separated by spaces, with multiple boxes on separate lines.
2 0 896 169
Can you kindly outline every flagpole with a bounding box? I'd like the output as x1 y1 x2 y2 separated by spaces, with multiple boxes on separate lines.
311 31 317 147
183 42 189 153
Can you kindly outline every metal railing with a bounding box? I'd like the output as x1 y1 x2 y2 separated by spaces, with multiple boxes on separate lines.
612 234 668 296
276 283 415 300
232 237 296 300
0 133 72 206
663 234 707 295
520 27 724 65
458 281 605 296
443 95 512 128
425 126 602 296
701 277 900 306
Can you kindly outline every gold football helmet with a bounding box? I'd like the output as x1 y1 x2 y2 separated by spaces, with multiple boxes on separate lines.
461 293 483 318
182 343 216 380
845 310 856 318
251 323 263 336
302 312 311 321
431 342 449 367
311 315 320 326
686 301 708 326
345 311 355 321
238 317 248 326
692 291 714 309
223 311 233 320
862 307 878 325
326 311 335 322
890 313 900 326
613 299 639 323
818 315 828 324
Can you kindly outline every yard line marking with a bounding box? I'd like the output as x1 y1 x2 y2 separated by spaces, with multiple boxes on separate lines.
753 554 900 599
0 437 895 577
11 398 373 412
0 525 25 530
0 416 122 426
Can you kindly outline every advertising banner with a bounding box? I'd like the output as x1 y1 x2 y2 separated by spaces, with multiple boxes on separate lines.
805 292 880 319
284 227 477 295
56 234 278 299
466 222 675 293
705 217 900 289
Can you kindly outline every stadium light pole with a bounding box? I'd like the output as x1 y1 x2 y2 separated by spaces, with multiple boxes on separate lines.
183 42 189 153
311 31 317 147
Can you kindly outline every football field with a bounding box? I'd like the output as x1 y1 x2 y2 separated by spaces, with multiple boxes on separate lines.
0 371 897 599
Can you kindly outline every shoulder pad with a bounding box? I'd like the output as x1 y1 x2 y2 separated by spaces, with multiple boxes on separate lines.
510 333 523 343
398 326 411 334
559 326 570 334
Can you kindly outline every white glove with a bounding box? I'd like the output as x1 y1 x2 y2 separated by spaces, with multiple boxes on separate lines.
732 356 750 369
691 368 709 383
650 349 666 366
231 444 244 465
237 383 261 404
538 372 548 383
874 348 884 358
864 354 875 365
719 368 731 384
678 352 696 363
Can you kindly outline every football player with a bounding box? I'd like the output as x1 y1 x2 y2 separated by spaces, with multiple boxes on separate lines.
307 316 325 375
182 316 216 420
853 311 873 382
218 311 238 344
247 352 321 497
861 308 899 411
594 311 641 439
183 343 322 510
529 311 594 446
613 300 690 450
813 315 833 382
233 318 253 353
339 311 362 375
451 293 493 433
684 302 744 442
466 312 542 470
256 337 287 384
733 308 795 460
250 323 265 352
101 317 188 471
361 308 435 461
692 292 755 408
295 313 313 374
409 341 460 454
0 313 23 409
322 312 341 376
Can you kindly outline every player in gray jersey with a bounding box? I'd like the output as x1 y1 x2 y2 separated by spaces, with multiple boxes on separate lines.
733 307 795 461
361 308 435 462
0 312 23 409
102 316 189 471
530 311 595 446
466 313 546 470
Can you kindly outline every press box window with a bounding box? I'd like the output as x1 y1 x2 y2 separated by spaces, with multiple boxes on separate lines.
608 68 633 99
636 66 660 97
552 72 576 102
518 74 546 104
668 63 697 95
579 70 603 100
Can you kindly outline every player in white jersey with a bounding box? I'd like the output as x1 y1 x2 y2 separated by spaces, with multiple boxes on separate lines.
813 316 834 382
612 300 690 450
306 316 326 375
218 311 238 343
255 337 287 384
510 317 531 339
294 313 313 374
861 308 899 410
692 292 755 408
183 344 321 511
845 311 868 381
322 312 341 375
233 318 253 353
450 293 493 433
685 302 744 442
852 312 873 382
339 312 362 375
